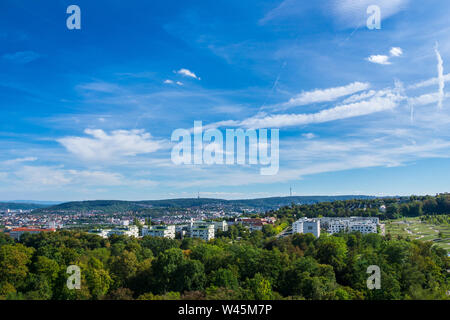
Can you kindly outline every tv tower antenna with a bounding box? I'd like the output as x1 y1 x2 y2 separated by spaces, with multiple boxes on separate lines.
290 186 292 197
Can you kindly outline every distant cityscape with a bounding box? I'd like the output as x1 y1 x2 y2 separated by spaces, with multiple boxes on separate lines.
1 203 384 241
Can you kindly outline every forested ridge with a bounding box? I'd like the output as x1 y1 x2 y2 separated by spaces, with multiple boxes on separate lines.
31 195 374 214
269 194 450 220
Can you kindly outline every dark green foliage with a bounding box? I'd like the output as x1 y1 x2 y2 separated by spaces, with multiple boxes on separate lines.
1 194 450 300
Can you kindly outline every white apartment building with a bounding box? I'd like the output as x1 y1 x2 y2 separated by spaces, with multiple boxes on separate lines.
189 224 215 241
141 225 176 239
90 225 139 238
88 229 110 238
327 222 348 234
349 222 377 234
321 217 379 235
108 225 139 237
190 220 228 233
292 218 321 238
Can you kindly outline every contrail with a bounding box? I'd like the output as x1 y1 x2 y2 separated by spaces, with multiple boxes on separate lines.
434 42 445 109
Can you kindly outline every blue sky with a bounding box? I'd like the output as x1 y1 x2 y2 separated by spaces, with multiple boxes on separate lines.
1 0 450 201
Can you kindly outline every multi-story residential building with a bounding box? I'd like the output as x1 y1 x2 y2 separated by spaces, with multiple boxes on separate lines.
320 217 379 235
141 225 176 239
189 224 215 241
349 222 377 234
327 221 348 234
108 225 139 238
89 225 139 238
292 218 321 238
88 229 110 238
9 227 56 240
189 220 228 232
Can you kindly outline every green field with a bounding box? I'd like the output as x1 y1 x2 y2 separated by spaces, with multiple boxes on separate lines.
385 217 450 252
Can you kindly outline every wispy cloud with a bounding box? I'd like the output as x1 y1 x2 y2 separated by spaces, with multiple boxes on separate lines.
331 0 410 28
2 157 37 165
302 133 317 139
434 43 445 109
176 68 200 79
342 90 376 104
408 73 450 90
390 47 403 57
259 0 312 24
367 55 391 65
239 92 401 129
2 51 41 64
58 129 165 161
77 82 121 93
270 81 370 111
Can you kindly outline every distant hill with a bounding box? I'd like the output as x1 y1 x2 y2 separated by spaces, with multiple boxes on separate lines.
2 200 62 205
0 202 50 210
32 195 375 214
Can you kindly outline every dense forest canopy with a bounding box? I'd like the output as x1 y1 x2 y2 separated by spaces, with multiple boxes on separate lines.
1 193 449 300
0 227 448 300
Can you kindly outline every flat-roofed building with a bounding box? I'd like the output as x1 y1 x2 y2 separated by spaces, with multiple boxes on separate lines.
292 218 320 238
189 224 215 241
88 229 110 238
108 225 139 238
141 225 176 239
190 220 228 233
321 217 379 235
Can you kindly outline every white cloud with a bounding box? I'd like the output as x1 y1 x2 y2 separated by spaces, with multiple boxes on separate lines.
163 79 174 84
302 133 317 139
367 47 403 66
390 47 403 57
367 55 391 65
332 0 410 28
2 165 158 190
176 81 184 86
342 90 376 104
409 92 450 107
58 129 164 161
435 43 445 109
176 68 199 79
408 73 450 90
14 166 72 186
274 81 370 110
238 93 400 129
2 157 37 165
